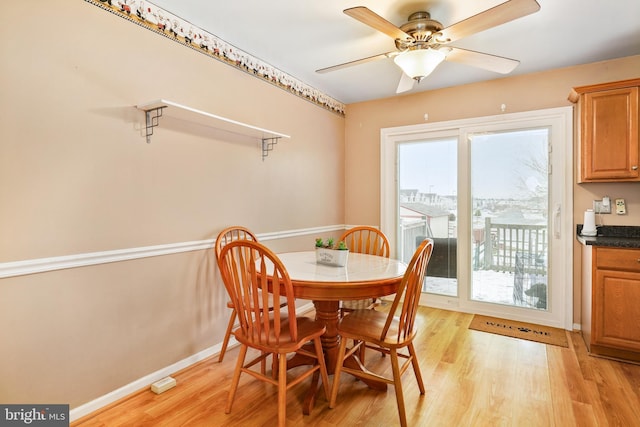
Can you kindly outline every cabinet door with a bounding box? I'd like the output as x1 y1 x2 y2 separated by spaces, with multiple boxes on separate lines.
581 86 639 181
593 268 640 351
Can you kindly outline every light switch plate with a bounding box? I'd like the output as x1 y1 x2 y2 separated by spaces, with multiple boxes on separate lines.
615 198 626 215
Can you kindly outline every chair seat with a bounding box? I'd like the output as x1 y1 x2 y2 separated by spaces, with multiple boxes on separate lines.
234 316 326 354
338 309 417 348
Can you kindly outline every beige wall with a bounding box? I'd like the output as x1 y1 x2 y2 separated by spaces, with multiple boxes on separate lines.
2 0 638 413
344 55 640 326
0 1 344 409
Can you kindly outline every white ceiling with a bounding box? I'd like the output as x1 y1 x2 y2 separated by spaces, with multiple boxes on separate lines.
150 0 640 104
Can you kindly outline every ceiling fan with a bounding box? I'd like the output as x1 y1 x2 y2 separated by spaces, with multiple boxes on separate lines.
316 0 541 93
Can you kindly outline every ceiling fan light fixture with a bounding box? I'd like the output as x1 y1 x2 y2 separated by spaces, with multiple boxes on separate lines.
393 48 446 81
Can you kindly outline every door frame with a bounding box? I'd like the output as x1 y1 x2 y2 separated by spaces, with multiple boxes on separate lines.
381 107 574 329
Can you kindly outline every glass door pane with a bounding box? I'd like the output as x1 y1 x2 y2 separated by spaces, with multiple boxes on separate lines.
469 129 549 310
398 138 457 296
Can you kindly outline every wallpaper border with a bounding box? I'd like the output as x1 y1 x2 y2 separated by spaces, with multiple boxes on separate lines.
83 0 346 116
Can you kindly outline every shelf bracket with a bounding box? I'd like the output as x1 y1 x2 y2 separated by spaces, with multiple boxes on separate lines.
136 100 290 157
143 106 167 143
262 137 281 161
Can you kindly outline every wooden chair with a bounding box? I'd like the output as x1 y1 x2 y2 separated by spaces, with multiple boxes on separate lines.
214 226 285 363
328 238 434 427
338 226 390 313
219 239 331 427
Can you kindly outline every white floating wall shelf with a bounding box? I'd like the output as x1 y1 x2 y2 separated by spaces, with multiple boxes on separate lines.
136 99 291 160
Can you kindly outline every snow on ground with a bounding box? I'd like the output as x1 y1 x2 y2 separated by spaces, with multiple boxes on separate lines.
424 269 546 309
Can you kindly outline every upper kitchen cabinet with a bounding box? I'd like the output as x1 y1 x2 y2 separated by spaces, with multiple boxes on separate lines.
569 78 640 183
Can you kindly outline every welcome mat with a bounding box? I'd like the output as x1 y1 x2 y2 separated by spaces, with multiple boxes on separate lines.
469 315 568 347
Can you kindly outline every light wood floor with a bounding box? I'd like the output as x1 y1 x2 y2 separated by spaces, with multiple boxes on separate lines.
72 307 640 426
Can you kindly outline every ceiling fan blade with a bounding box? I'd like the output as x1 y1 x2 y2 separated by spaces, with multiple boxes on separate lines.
316 51 397 74
396 72 416 93
344 6 413 42
444 47 519 74
435 0 540 44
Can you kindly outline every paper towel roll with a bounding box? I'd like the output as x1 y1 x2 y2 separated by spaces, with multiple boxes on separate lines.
582 209 597 236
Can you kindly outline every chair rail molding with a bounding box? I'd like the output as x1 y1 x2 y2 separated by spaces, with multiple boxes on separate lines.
0 225 345 279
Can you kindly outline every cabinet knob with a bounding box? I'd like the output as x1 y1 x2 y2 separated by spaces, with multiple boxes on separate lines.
633 165 638 170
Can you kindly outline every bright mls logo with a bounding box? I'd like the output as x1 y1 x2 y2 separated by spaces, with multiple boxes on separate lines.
1 405 68 426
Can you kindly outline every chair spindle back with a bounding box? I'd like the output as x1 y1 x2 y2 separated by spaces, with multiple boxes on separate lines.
218 240 297 346
215 226 258 266
382 238 434 343
339 226 390 258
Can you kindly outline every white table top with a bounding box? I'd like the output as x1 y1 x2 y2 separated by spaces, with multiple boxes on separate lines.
276 251 406 284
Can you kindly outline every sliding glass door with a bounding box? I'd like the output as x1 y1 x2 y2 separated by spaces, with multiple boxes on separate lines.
381 108 573 328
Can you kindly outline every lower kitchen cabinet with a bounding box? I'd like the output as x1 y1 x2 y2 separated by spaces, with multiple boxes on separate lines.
582 245 640 362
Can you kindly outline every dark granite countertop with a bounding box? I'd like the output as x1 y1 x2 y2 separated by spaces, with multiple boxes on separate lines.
576 225 640 248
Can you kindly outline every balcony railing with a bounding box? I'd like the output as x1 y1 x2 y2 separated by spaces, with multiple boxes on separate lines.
480 217 547 274
400 216 547 308
400 217 547 276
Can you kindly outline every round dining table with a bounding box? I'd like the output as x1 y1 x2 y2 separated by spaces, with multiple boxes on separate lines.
275 250 407 413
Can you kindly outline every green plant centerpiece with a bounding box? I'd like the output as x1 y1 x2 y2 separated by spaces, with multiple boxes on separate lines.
315 237 349 266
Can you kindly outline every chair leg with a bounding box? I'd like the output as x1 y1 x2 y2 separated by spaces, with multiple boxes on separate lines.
390 348 408 427
277 352 288 427
359 340 366 364
260 351 267 375
328 337 348 408
272 353 278 380
312 337 331 400
219 309 237 363
408 342 425 394
225 344 247 414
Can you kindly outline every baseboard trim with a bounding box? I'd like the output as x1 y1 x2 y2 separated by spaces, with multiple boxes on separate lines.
0 225 345 279
70 343 220 422
70 301 315 422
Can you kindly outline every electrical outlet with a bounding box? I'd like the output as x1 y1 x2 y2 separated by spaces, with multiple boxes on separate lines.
593 200 611 214
615 198 626 215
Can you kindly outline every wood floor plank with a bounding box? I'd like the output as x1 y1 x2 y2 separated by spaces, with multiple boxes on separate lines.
72 307 640 427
